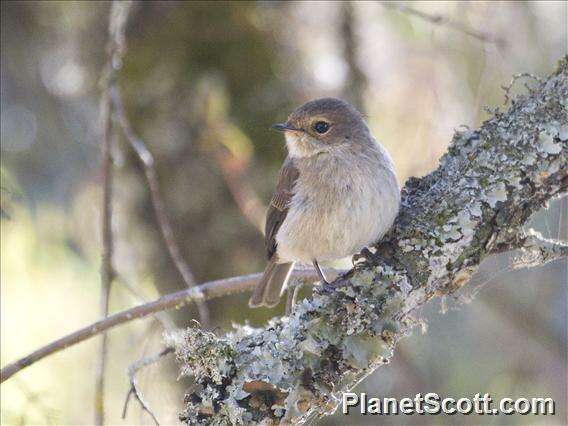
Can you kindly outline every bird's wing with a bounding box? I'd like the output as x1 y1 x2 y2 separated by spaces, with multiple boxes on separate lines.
265 157 299 260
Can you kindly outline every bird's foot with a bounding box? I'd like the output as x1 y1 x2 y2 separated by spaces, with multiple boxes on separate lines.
352 247 375 266
322 281 336 293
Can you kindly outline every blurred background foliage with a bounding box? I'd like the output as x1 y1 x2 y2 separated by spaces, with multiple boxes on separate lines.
1 1 566 425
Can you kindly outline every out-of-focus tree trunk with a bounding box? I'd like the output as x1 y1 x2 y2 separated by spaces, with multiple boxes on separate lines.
340 2 366 111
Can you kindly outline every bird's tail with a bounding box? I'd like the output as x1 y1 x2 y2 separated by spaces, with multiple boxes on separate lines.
249 260 295 308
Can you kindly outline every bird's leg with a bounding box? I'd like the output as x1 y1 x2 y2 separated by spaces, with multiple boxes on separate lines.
313 260 330 285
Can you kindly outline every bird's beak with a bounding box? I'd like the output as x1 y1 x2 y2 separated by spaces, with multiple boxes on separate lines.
271 122 301 133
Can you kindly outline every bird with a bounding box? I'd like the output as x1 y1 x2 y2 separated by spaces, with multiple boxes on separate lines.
249 98 400 308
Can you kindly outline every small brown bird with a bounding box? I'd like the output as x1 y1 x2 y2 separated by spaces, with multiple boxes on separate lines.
249 98 400 308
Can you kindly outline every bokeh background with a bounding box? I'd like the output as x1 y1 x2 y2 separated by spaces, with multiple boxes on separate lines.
1 1 566 425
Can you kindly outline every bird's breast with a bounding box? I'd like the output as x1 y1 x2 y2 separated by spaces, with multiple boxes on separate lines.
275 150 399 263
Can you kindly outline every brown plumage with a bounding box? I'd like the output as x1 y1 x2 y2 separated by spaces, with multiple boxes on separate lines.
249 158 298 307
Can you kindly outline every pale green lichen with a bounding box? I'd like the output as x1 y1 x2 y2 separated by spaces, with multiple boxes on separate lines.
166 327 234 385
485 182 508 208
342 334 389 369
558 124 568 140
538 131 562 154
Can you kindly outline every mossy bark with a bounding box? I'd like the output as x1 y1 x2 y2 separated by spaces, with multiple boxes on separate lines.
169 58 568 425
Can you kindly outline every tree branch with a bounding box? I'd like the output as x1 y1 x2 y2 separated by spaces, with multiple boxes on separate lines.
115 273 176 331
0 267 333 383
340 2 367 111
94 2 132 424
122 347 174 426
111 87 210 326
168 59 567 424
511 228 568 269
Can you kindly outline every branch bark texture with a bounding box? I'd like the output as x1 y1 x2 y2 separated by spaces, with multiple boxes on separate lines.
95 2 133 423
168 59 568 425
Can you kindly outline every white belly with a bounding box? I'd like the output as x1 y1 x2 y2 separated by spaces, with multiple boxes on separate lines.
276 155 399 263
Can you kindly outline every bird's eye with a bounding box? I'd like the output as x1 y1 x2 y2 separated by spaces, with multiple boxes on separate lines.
313 121 330 134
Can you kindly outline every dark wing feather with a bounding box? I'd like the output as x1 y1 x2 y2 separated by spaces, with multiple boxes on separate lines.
265 157 298 260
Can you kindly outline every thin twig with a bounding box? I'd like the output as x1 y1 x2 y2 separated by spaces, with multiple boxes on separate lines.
95 2 133 424
111 88 210 326
0 267 338 383
122 347 174 425
340 2 366 110
95 96 113 426
461 229 567 302
512 228 568 268
116 274 176 331
383 2 505 47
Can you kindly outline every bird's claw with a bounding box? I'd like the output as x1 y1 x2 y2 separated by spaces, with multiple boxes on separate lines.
321 279 343 295
352 247 374 266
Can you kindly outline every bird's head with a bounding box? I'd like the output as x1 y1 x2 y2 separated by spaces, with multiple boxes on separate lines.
272 97 370 158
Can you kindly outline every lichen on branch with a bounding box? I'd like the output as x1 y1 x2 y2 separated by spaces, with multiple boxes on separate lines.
169 57 568 425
